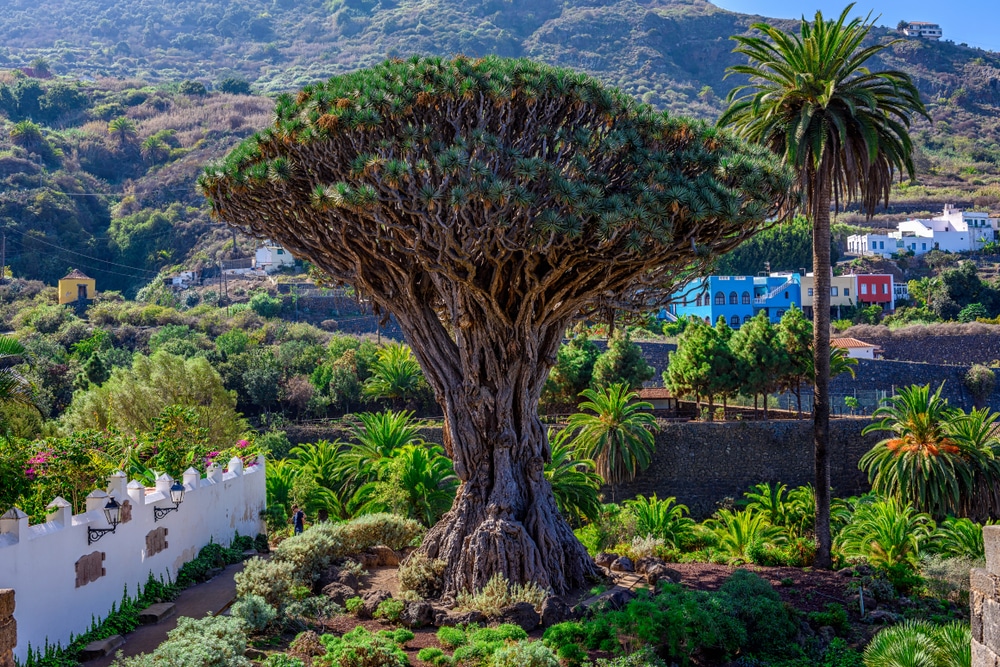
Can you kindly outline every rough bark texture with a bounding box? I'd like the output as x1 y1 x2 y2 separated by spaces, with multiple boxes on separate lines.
200 58 791 595
812 177 833 569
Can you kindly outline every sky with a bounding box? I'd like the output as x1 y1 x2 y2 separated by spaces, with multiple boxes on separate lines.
712 0 999 53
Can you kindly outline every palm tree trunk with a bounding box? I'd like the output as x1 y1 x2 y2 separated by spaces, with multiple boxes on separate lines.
813 178 833 569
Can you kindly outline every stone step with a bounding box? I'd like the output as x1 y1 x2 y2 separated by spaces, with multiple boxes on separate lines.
80 635 124 661
139 602 176 625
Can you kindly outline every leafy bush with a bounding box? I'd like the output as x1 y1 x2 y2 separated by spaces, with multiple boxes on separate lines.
374 598 404 622
469 624 527 643
836 498 932 571
593 649 668 667
490 641 560 667
931 516 985 559
436 625 468 649
808 603 850 635
115 615 252 667
417 647 447 665
230 594 277 633
263 656 305 667
317 627 407 667
454 573 549 617
234 557 296 606
250 292 283 318
398 552 447 598
718 571 799 655
345 597 363 614
707 509 786 562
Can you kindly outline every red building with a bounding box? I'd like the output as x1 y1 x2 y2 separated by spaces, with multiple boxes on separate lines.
855 274 894 310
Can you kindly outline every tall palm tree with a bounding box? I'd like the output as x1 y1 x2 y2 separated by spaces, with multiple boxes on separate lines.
566 383 657 500
719 4 927 567
107 116 139 149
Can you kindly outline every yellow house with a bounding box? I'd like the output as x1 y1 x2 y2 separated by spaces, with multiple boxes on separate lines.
800 274 856 318
58 269 96 305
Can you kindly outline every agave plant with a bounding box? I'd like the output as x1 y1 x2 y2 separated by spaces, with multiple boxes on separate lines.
624 494 695 549
863 620 970 667
836 498 933 570
545 429 602 525
860 384 974 518
707 509 785 560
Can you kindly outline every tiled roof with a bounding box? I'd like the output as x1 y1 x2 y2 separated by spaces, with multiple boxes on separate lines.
831 337 877 349
637 388 673 400
61 269 91 280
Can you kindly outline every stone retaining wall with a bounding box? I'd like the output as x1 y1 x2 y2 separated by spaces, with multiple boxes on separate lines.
286 418 880 520
0 590 13 667
972 526 1000 665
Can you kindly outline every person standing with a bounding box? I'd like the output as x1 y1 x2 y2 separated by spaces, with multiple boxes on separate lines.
291 505 305 535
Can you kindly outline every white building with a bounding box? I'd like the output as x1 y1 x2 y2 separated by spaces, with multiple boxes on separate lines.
893 281 910 303
255 244 296 274
831 337 881 360
847 205 997 258
902 22 942 39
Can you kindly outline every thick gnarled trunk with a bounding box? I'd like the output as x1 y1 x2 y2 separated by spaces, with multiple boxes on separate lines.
398 311 597 596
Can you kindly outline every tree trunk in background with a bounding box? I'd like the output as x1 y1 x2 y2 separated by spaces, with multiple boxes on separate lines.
812 181 834 569
401 313 597 597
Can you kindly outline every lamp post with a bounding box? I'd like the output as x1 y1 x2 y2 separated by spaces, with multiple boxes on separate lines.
87 497 121 545
153 481 185 521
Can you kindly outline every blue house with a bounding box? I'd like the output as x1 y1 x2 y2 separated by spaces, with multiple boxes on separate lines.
666 273 802 328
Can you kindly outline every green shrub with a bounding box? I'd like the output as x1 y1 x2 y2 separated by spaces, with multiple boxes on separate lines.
436 625 468 649
454 574 548 617
317 627 407 667
594 649 668 667
230 594 277 633
468 624 527 643
718 570 799 655
808 603 849 635
451 640 501 666
381 628 413 645
250 292 283 318
234 557 296 607
374 598 405 622
115 615 252 667
490 641 559 667
345 597 363 614
417 647 447 665
398 552 447 598
555 643 587 667
263 656 305 667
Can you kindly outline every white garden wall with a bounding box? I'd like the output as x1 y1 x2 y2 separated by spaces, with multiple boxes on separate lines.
0 456 266 663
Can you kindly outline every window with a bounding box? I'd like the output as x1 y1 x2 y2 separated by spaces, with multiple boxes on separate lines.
743 315 752 324
844 288 850 297
784 291 789 299
861 283 867 295
883 284 889 294
871 241 876 249
730 315 740 327
742 291 751 304
807 288 814 296
729 291 738 305
715 292 725 305
694 295 700 307
776 309 785 318
922 243 927 250
831 287 838 296
276 249 284 255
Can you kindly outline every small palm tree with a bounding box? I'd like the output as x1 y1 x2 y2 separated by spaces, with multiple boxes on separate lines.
836 498 932 570
708 509 785 560
350 443 457 527
362 343 426 408
624 494 695 549
545 429 603 525
931 516 986 560
860 384 989 518
720 3 928 568
339 410 424 488
742 482 790 527
9 121 45 151
108 116 139 148
863 620 970 667
566 383 658 500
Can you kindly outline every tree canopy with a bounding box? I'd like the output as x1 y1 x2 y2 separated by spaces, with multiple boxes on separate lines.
200 55 791 596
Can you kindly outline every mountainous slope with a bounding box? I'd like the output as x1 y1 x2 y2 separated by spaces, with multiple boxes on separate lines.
0 0 998 293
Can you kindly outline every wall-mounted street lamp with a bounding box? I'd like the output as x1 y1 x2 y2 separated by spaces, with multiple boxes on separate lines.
153 481 185 521
88 497 121 545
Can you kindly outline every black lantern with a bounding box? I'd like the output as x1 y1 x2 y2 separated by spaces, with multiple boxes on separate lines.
154 481 186 521
88 497 121 545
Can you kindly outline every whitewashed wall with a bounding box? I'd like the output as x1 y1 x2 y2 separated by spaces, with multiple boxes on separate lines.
0 456 266 662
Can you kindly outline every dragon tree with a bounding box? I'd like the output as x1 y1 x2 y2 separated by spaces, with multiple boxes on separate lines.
200 56 792 596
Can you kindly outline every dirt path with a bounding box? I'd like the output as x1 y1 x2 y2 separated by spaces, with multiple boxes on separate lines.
86 562 245 666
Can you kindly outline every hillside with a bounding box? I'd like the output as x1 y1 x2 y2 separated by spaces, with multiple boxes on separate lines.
0 0 999 293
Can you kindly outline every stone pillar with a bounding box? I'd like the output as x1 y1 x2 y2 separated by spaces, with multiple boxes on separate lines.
972 525 1000 665
0 589 15 667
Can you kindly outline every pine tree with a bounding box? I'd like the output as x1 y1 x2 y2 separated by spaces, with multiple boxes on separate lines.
592 329 654 391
